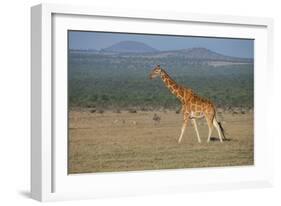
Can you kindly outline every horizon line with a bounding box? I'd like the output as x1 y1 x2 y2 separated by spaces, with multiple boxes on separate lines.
69 43 253 59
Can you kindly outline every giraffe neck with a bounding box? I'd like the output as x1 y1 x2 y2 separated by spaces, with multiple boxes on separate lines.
160 70 184 102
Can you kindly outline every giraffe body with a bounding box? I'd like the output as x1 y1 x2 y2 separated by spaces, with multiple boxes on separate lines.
149 65 226 143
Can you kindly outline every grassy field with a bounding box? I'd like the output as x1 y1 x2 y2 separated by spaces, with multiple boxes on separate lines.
68 109 254 174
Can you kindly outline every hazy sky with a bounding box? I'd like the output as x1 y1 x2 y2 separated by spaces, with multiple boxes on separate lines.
69 31 254 58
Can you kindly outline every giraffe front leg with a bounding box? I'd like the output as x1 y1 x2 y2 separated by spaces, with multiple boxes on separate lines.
178 115 189 143
192 119 201 143
181 105 185 113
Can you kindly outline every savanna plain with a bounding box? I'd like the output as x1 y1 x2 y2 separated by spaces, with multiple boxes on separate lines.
68 109 253 174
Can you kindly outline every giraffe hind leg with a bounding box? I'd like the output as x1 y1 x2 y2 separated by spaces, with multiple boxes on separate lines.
206 115 214 143
213 117 223 143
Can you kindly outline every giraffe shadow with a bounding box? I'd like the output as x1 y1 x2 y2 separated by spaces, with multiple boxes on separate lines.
209 137 232 142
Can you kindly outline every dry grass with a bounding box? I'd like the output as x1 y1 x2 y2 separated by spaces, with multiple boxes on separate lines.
68 110 254 174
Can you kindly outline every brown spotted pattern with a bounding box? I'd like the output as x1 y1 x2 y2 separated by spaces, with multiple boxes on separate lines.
159 69 215 122
149 65 224 143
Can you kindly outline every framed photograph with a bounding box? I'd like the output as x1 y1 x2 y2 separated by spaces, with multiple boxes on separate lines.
31 3 274 201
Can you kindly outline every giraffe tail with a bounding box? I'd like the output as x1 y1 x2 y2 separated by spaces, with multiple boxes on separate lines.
217 121 227 140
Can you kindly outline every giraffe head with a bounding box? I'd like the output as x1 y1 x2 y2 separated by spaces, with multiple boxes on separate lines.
149 65 162 79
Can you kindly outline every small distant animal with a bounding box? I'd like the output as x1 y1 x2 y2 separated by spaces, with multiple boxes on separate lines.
98 109 104 114
153 113 161 124
90 109 96 113
128 109 137 113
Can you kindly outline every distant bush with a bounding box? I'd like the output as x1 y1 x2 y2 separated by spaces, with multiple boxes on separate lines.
114 109 121 113
68 52 254 110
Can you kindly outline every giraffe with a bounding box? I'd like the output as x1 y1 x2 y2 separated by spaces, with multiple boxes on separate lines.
149 65 226 143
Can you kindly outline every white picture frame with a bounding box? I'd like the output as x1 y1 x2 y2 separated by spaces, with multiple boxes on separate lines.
31 3 274 202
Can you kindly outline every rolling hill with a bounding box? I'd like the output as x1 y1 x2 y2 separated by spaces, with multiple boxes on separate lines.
100 41 159 53
71 41 253 63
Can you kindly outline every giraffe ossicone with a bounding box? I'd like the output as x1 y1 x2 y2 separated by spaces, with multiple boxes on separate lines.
149 65 226 143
